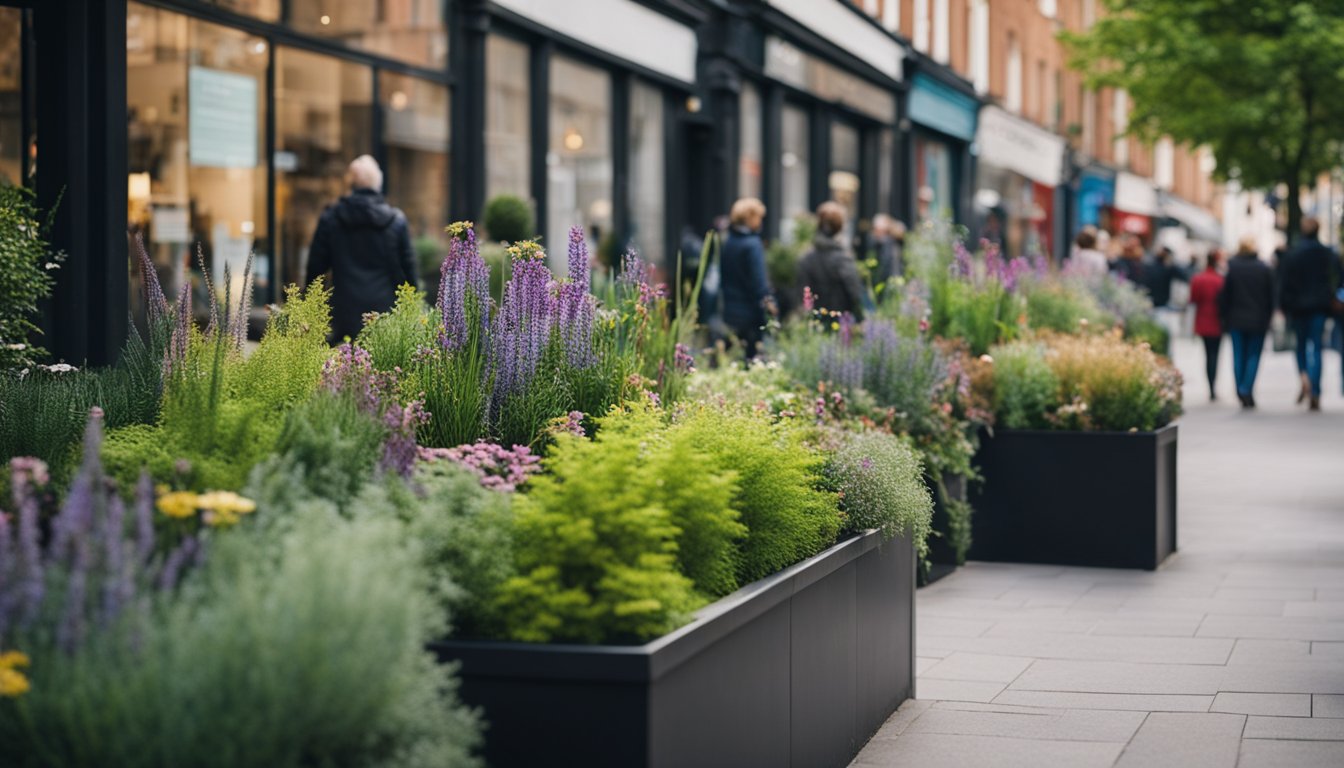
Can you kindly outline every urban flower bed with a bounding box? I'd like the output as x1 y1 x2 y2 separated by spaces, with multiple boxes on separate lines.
967 332 1183 569
0 220 933 767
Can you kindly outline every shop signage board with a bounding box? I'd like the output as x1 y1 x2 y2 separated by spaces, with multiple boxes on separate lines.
765 37 896 123
188 66 257 169
767 0 903 81
908 74 979 143
975 106 1065 187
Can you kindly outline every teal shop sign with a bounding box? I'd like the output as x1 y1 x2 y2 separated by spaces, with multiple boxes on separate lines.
907 73 978 143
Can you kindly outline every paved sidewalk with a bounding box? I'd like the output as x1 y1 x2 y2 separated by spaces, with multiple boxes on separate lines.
855 338 1344 767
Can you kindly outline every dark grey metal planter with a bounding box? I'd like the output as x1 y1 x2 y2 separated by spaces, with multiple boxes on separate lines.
431 531 916 768
969 423 1178 570
922 471 969 586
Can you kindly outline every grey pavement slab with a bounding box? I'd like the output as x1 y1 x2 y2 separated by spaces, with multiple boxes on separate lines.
1237 741 1344 768
1210 692 1312 717
1112 713 1245 768
853 341 1344 766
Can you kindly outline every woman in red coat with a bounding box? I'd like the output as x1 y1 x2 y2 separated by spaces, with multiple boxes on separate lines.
1188 249 1226 401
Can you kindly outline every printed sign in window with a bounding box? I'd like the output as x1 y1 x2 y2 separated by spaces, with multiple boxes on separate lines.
189 66 258 169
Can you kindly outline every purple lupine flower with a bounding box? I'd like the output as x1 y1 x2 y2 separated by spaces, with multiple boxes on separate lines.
14 466 43 630
0 504 13 640
1002 256 1030 293
380 398 430 478
493 251 557 406
156 536 199 593
56 538 88 653
838 313 856 347
982 239 1004 284
558 227 597 368
164 282 192 379
100 493 133 629
134 471 155 566
952 240 975 279
134 233 169 325
674 343 694 373
619 248 651 292
438 227 492 352
228 251 255 352
198 243 220 338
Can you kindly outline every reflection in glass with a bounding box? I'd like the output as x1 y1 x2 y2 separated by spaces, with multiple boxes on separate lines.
204 0 279 21
287 0 447 70
779 103 810 243
380 70 450 287
485 35 530 205
739 81 762 200
0 7 25 186
628 80 664 269
547 56 611 272
829 121 860 222
276 47 373 295
915 134 954 223
126 2 268 321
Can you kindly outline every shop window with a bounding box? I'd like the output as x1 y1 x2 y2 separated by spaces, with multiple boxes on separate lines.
287 0 447 70
878 128 895 217
547 55 612 271
380 71 450 286
829 120 861 226
0 6 29 186
275 47 373 295
739 81 763 200
915 134 954 223
485 35 530 205
628 80 665 269
205 0 280 22
779 103 810 243
126 3 269 320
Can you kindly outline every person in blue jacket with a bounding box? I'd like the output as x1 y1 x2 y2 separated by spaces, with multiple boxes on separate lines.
720 197 776 359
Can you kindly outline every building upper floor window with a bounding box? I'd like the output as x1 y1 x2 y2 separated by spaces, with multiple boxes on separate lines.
1006 32 1022 113
1039 0 1058 18
969 0 989 93
933 0 950 64
882 0 899 31
914 0 930 53
1113 89 1130 165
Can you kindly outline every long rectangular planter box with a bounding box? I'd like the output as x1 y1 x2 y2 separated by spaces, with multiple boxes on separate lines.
968 423 1177 570
431 530 916 768
922 471 968 586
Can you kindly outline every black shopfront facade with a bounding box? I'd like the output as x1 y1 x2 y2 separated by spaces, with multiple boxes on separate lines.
13 0 927 366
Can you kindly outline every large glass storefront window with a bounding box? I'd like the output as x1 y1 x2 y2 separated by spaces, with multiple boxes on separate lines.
287 0 447 69
379 70 450 288
779 103 810 242
0 7 26 187
628 80 664 269
914 134 954 223
738 81 762 200
207 0 279 21
275 47 373 296
878 128 895 218
829 120 860 224
547 55 611 271
485 35 530 207
127 3 268 319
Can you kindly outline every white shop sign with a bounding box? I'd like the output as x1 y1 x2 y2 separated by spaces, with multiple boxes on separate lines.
1115 171 1160 216
493 0 697 84
188 66 257 169
976 106 1066 187
767 0 903 81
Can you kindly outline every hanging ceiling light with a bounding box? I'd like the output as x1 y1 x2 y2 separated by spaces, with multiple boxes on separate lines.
563 127 584 152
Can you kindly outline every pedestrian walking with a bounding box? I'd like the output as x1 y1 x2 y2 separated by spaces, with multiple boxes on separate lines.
1071 227 1109 279
798 201 867 321
1279 217 1339 411
867 214 907 299
1146 246 1189 309
1111 234 1148 289
1188 249 1225 401
304 155 417 342
720 197 775 360
1219 236 1275 409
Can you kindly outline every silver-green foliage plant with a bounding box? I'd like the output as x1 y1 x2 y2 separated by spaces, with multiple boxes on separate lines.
826 430 933 557
989 340 1059 430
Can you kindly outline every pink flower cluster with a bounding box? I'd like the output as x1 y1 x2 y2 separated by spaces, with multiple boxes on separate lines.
419 441 541 492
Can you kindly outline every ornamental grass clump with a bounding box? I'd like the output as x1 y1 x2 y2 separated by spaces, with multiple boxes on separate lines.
1043 330 1181 432
826 431 933 556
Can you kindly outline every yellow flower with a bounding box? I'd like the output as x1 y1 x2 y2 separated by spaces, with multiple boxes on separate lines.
0 651 30 698
157 491 200 519
195 491 257 516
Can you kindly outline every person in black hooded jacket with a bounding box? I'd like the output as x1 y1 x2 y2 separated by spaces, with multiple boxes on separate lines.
305 155 418 341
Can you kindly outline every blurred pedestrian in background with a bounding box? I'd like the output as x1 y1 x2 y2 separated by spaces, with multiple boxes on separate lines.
867 214 906 301
1071 226 1109 279
1219 236 1275 409
1279 216 1337 411
798 201 867 321
1189 249 1225 401
305 155 416 342
720 198 774 360
1111 233 1148 288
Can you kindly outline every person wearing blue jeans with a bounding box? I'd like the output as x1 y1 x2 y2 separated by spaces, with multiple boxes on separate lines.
1219 237 1276 408
1228 329 1266 404
1279 216 1340 411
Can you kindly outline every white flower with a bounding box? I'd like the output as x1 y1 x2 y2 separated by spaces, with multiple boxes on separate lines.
39 363 79 374
979 354 994 364
5 343 25 351
44 262 60 270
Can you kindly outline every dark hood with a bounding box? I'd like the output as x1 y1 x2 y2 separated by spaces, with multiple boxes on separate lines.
334 188 399 229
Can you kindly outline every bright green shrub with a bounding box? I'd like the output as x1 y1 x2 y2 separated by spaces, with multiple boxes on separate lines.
1124 313 1170 356
989 341 1058 430
269 390 388 502
482 195 534 244
0 185 60 370
358 285 437 373
489 420 700 643
673 407 841 585
1023 279 1113 333
4 486 480 768
826 431 933 555
226 281 332 409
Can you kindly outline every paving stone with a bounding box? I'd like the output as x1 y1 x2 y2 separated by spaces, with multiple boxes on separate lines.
1213 587 1315 601
863 698 933 741
1315 694 1344 718
919 617 994 638
915 679 1006 703
1091 617 1203 637
918 634 1234 665
920 653 1033 684
1114 596 1286 617
1237 741 1344 768
1227 639 1311 664
1243 715 1344 739
1285 601 1344 619
851 732 1124 767
1009 660 1225 695
990 690 1215 712
1112 712 1245 768
1317 590 1344 602
982 618 1098 637
1312 641 1344 658
915 657 939 676
1196 615 1344 642
1220 661 1344 695
1210 692 1311 717
904 706 1146 742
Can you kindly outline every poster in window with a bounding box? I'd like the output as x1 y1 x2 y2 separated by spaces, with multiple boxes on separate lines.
189 66 258 168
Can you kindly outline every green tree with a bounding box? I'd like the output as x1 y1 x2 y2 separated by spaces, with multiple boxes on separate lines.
1063 1 1344 240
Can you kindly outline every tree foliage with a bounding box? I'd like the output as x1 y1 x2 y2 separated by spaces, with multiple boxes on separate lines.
1064 0 1344 236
